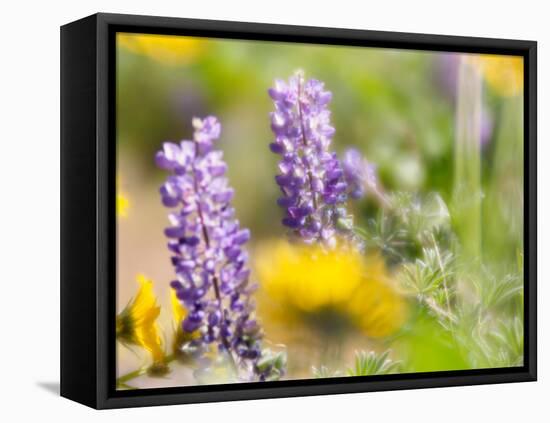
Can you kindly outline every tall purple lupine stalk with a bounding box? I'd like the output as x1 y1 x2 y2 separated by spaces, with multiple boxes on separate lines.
156 116 264 380
268 71 351 248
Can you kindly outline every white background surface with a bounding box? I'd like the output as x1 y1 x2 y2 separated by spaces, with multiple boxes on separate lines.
1 0 546 421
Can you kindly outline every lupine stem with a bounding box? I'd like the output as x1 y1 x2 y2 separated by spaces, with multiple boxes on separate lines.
297 75 319 211
192 140 238 374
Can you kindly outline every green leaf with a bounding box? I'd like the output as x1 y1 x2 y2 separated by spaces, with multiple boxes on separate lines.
346 350 401 376
398 247 454 297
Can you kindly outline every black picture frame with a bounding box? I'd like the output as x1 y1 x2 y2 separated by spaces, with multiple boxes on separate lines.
60 12 537 409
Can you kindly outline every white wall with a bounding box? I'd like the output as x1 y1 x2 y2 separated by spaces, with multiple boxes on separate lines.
1 0 546 421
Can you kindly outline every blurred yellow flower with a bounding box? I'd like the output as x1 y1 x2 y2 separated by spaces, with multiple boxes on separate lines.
116 175 130 218
255 240 407 340
116 193 130 218
116 274 165 365
347 256 409 338
118 33 203 65
171 288 187 328
475 55 523 97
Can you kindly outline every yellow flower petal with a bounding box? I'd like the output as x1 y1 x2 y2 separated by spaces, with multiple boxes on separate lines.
116 174 130 218
255 240 407 339
171 288 187 327
116 192 130 218
475 55 524 97
346 258 408 338
257 240 364 313
118 274 165 364
118 33 203 65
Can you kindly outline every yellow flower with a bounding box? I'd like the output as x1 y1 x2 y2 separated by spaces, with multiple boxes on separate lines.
116 193 130 218
171 288 187 328
116 175 130 218
346 257 409 338
257 240 363 312
255 240 407 340
116 274 165 365
118 33 203 65
474 55 523 97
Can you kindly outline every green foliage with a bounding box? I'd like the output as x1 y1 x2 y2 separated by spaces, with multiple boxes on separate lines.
354 179 524 375
391 192 450 243
396 309 468 372
361 192 453 268
312 350 400 378
485 317 524 367
473 269 523 310
256 349 288 381
398 247 454 298
481 98 524 265
452 257 524 369
362 210 413 266
346 350 401 376
455 307 524 369
312 365 341 379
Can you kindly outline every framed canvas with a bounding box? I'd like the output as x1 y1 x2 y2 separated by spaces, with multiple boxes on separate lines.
60 12 537 409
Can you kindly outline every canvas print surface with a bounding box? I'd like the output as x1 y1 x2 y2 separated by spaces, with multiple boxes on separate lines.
115 32 524 390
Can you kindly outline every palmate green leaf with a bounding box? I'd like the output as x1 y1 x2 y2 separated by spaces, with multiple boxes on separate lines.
454 307 524 369
346 350 401 376
312 366 342 379
454 305 492 368
361 192 453 268
432 285 455 309
312 351 401 378
399 261 443 296
398 247 454 297
390 192 450 243
485 317 524 367
364 209 414 266
472 268 523 310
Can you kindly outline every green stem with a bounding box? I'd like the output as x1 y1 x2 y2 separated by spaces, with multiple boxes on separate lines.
453 56 482 263
116 354 176 386
423 296 457 325
370 186 391 209
353 225 370 241
430 233 452 320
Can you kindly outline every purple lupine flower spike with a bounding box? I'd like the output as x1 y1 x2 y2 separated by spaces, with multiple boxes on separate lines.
268 71 350 248
342 148 378 199
157 116 266 380
342 148 390 207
